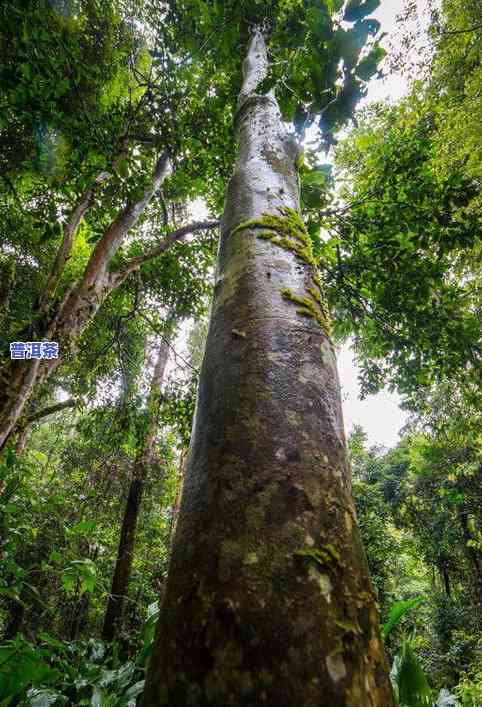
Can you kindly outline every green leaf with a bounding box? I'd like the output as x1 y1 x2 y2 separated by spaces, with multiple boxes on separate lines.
344 0 381 23
71 520 96 534
27 688 64 706
382 596 426 640
61 559 96 595
302 165 332 188
355 44 386 81
390 641 433 707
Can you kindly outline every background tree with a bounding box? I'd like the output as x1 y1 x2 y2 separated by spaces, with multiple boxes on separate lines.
327 0 481 398
0 0 220 450
102 320 175 643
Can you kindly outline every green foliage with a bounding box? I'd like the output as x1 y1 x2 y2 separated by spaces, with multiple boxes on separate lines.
383 597 426 641
61 559 97 596
383 599 460 707
0 629 153 705
391 641 434 707
428 0 482 198
0 0 138 179
332 95 480 396
454 667 482 707
350 422 480 700
331 0 481 397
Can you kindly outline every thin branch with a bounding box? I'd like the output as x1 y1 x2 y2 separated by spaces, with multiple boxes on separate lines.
440 23 482 36
109 219 219 288
24 398 77 425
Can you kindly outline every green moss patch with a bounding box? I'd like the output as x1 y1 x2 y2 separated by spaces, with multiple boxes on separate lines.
231 208 331 335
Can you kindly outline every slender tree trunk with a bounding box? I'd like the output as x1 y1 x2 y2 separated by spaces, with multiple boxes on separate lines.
142 31 394 707
3 599 25 640
166 448 187 548
441 565 451 598
459 508 481 605
102 335 170 642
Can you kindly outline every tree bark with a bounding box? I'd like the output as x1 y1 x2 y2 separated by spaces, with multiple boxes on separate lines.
102 334 171 642
441 564 451 598
142 31 394 707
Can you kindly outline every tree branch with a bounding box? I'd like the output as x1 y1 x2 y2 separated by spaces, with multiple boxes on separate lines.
25 398 77 425
38 171 112 314
109 219 219 288
80 152 171 291
13 398 77 457
49 152 171 340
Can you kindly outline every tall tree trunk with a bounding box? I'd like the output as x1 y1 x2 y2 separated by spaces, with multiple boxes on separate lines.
102 335 171 642
142 31 394 707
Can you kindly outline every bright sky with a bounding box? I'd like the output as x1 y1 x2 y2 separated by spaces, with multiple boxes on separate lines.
338 341 407 449
364 0 413 104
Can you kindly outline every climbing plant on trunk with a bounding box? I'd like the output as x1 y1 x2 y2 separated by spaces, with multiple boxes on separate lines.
142 29 394 707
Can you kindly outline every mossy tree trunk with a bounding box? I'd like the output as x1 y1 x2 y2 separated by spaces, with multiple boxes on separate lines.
142 30 394 707
102 335 170 643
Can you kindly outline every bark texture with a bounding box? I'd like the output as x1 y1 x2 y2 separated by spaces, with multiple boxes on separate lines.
102 336 170 642
142 31 394 707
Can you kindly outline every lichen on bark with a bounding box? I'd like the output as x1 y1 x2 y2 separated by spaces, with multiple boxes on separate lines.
232 207 315 267
231 207 331 334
